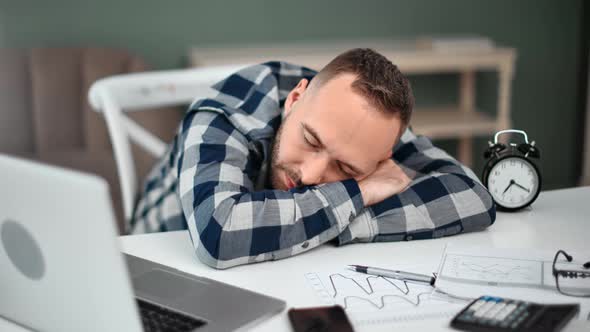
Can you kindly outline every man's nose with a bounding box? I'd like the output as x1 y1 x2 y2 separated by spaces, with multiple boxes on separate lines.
300 153 330 185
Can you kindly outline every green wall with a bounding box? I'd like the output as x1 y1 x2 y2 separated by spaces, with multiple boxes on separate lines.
0 0 584 189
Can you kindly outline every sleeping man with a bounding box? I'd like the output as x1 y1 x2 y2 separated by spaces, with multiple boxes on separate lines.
132 48 496 269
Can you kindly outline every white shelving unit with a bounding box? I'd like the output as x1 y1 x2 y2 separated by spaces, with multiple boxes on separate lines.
189 40 517 166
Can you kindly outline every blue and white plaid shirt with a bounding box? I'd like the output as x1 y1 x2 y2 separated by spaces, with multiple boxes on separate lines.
133 61 496 269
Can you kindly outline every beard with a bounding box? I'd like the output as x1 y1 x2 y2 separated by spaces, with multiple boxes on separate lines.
269 117 302 190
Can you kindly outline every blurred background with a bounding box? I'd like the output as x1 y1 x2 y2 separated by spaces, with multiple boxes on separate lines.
0 0 587 230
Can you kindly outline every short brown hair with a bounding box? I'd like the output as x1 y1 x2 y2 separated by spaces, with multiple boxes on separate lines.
311 48 414 125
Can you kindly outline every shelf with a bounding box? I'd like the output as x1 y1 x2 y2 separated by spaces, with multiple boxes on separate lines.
188 39 516 166
412 107 497 139
189 39 516 74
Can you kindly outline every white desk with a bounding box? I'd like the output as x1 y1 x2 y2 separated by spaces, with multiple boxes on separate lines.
2 187 589 331
127 187 590 331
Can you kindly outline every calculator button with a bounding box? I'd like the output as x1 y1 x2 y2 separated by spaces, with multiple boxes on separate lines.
459 314 475 322
506 313 518 323
474 302 496 317
513 318 525 328
498 304 517 319
496 305 516 321
510 321 522 329
485 303 506 319
458 313 471 320
470 300 486 311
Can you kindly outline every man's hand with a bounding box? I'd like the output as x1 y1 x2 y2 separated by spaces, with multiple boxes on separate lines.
357 159 411 206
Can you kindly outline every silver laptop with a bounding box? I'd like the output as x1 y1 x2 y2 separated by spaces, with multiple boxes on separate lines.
0 154 285 332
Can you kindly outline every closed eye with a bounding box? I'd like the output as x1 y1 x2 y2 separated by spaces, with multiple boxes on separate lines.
303 132 320 148
340 166 355 177
301 123 361 177
339 168 353 178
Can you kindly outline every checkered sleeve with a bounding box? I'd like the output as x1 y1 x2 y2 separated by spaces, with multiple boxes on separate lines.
336 128 496 245
178 109 364 269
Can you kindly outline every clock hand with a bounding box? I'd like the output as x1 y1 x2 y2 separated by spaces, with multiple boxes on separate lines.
513 181 530 193
503 179 515 194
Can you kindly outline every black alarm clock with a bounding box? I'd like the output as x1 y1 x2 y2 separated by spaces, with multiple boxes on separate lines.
482 129 541 211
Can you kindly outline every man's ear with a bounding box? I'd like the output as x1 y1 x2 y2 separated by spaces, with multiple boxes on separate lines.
284 78 309 116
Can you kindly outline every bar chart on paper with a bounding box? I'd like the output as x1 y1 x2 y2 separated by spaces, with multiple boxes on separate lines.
304 267 464 326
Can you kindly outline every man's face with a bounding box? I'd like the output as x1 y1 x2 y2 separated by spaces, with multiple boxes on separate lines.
270 73 403 190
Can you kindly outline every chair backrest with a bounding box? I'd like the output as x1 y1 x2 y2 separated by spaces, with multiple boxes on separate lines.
88 64 247 226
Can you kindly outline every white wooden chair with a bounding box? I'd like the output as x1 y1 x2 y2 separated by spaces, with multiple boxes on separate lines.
88 64 247 225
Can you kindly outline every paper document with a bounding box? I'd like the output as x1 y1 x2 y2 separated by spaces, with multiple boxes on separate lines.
305 265 465 327
435 245 590 321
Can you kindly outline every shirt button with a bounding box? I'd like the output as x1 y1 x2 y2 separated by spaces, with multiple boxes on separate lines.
301 241 309 249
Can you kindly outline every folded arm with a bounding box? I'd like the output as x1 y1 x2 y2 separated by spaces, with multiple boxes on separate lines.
336 129 496 245
178 110 364 269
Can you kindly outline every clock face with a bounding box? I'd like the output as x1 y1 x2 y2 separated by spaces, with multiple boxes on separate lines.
487 157 540 209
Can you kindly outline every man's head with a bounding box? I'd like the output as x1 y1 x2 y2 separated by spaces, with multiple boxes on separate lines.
270 48 414 190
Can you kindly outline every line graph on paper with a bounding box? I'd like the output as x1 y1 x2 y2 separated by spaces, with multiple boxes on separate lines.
439 253 544 286
304 268 464 326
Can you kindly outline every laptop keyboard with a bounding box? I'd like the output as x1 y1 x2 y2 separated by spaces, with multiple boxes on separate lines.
137 299 206 332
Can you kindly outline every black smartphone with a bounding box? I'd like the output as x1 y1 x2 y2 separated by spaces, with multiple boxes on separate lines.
288 305 354 332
